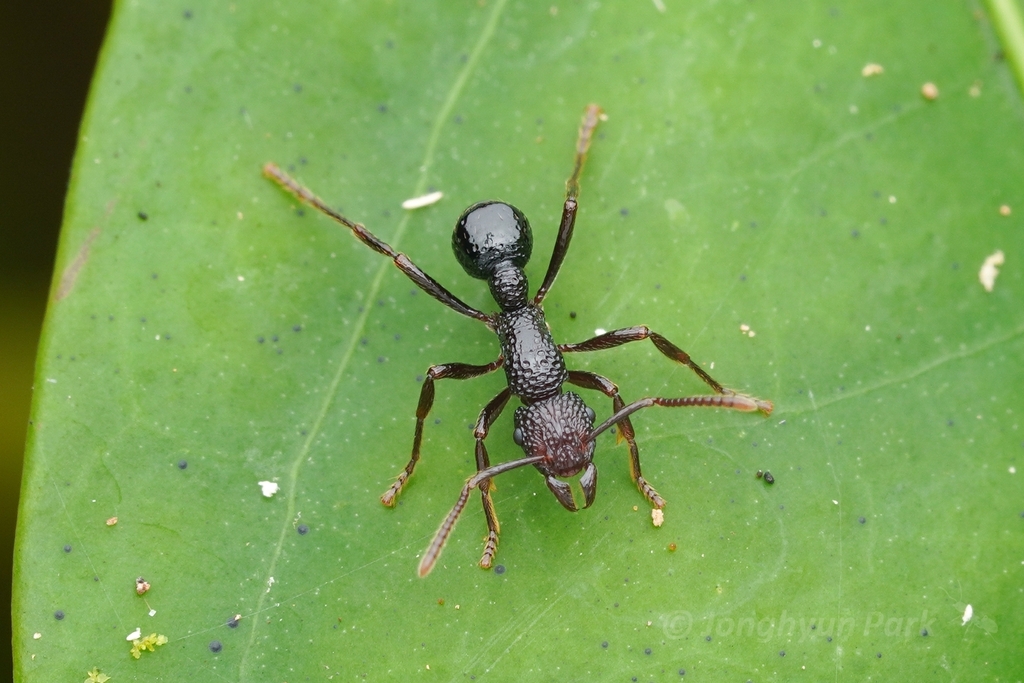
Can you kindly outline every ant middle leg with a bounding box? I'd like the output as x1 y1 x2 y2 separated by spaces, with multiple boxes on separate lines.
472 387 513 569
560 326 735 397
566 370 665 508
380 357 504 506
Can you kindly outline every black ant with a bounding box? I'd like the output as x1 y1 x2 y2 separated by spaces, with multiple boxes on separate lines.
264 104 772 577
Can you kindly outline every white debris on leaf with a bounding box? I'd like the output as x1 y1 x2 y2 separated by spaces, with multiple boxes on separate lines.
258 481 280 498
979 250 1004 292
126 627 142 641
401 191 443 210
962 604 973 625
862 63 884 77
651 509 665 527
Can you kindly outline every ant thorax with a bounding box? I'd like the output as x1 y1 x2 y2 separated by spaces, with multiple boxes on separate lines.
495 304 567 403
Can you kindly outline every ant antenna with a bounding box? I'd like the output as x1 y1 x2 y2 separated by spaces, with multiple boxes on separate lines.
589 394 773 442
418 455 543 577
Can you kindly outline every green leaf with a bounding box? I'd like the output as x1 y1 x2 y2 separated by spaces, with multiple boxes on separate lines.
16 1 1024 680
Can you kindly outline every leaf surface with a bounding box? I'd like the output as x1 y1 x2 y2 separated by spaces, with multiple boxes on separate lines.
16 1 1024 680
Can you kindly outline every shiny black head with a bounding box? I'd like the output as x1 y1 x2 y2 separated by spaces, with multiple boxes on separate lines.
452 201 533 280
512 392 598 511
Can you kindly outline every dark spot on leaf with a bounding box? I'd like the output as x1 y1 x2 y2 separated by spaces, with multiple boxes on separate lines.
601 641 608 648
227 616 239 628
63 545 72 553
209 640 222 653
178 460 188 470
293 325 302 332
779 650 786 657
257 336 265 343
297 524 309 535
644 648 652 655
494 565 506 575
54 610 65 620
705 635 711 642
138 211 148 220
920 629 928 636
859 516 866 524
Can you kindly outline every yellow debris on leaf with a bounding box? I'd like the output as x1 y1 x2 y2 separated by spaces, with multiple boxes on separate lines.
130 633 169 660
86 668 111 683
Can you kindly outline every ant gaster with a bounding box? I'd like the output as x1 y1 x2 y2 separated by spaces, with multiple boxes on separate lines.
264 105 772 577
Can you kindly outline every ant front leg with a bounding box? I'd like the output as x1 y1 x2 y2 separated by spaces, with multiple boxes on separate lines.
566 370 665 508
472 388 513 569
380 358 504 506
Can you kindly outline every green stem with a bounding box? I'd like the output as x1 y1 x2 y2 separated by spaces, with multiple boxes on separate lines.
986 0 1024 94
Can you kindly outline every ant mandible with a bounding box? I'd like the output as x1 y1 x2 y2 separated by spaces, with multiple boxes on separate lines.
264 104 772 577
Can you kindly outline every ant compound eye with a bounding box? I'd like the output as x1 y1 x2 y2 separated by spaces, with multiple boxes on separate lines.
513 427 525 446
585 406 596 422
452 201 532 280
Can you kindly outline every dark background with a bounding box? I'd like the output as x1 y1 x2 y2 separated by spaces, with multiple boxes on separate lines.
0 0 113 678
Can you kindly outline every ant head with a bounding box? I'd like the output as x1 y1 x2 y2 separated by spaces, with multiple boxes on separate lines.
452 201 533 280
513 392 598 511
